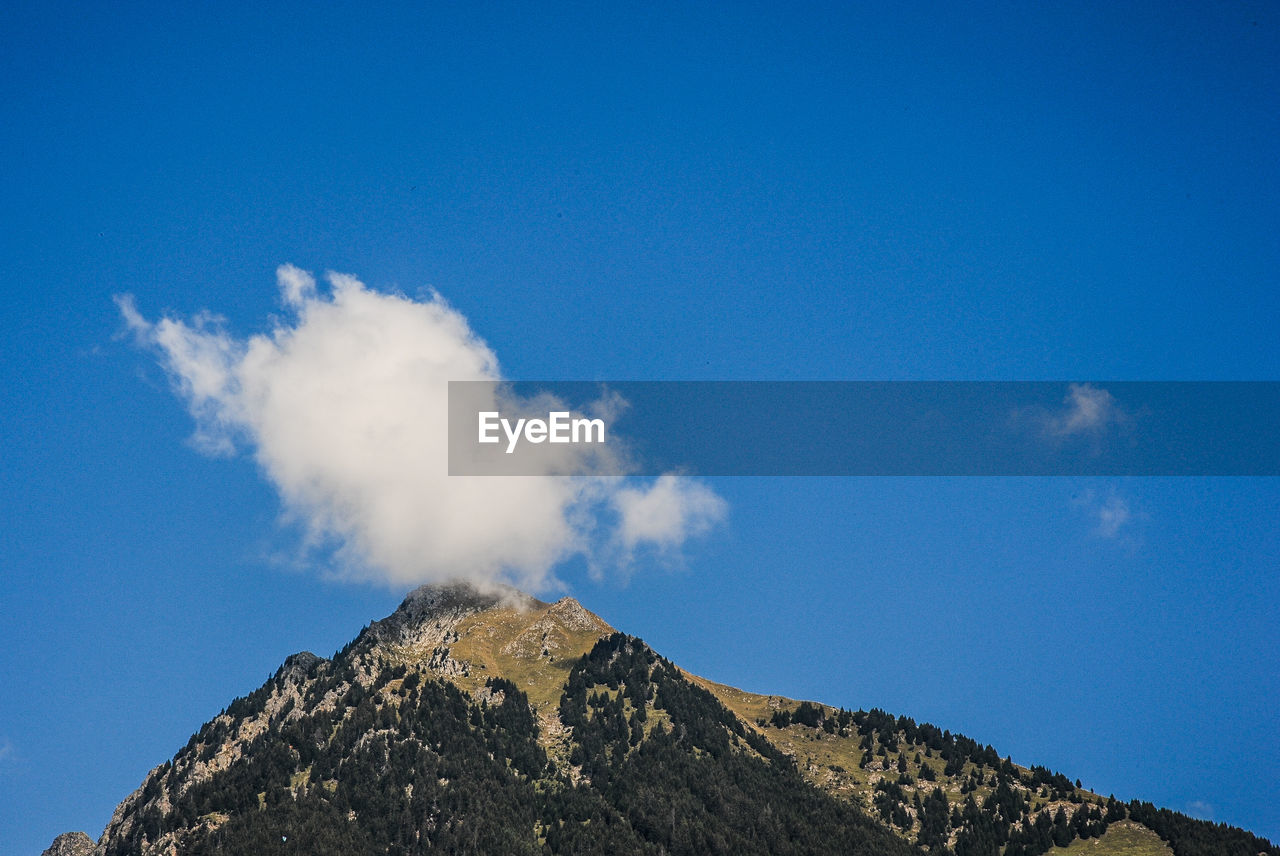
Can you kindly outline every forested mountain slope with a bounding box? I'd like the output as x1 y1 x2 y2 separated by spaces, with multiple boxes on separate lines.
45 584 1278 856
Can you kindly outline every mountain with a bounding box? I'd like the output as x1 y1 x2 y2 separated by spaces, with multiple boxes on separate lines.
40 832 95 856
48 582 1278 856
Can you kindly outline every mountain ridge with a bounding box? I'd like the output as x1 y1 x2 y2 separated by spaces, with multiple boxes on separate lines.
47 582 1278 856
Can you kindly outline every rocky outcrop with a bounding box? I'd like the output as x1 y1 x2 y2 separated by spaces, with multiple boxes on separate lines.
367 581 545 647
40 831 94 856
275 650 324 683
500 597 612 659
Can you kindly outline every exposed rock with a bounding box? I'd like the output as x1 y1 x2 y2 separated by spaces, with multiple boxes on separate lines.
500 598 611 659
276 651 324 683
366 581 545 648
40 831 94 856
546 596 601 631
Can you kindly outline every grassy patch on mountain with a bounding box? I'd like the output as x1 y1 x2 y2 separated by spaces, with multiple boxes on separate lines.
1053 821 1173 856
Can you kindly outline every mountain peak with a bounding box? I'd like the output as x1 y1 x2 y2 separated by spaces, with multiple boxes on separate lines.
402 579 544 614
40 831 94 856
76 585 1279 856
546 595 603 631
275 650 325 684
362 580 548 651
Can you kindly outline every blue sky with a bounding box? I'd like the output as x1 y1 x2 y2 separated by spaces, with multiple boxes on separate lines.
2 1 1278 852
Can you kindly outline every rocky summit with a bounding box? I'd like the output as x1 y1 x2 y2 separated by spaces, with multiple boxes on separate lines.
41 832 95 856
46 583 1279 856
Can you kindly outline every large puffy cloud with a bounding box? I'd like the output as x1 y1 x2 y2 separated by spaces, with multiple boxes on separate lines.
119 266 725 591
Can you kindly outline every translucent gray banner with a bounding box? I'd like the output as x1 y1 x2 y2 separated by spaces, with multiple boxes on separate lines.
448 381 1280 476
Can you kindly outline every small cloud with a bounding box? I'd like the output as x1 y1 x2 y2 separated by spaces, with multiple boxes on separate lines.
1046 383 1123 437
613 474 728 553
1073 487 1143 544
1185 800 1215 821
1094 494 1132 539
0 736 14 764
1011 383 1133 461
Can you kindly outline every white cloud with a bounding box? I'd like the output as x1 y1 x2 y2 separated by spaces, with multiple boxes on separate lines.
120 266 725 591
1046 383 1122 437
613 474 728 552
1094 494 1132 538
1073 487 1140 542
277 263 317 308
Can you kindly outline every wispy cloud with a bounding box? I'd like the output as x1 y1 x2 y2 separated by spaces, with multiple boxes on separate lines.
1045 383 1124 438
1186 800 1215 821
119 266 725 592
1073 487 1142 543
1094 494 1132 538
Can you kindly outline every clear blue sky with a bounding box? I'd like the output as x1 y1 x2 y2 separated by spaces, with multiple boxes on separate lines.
2 1 1278 852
